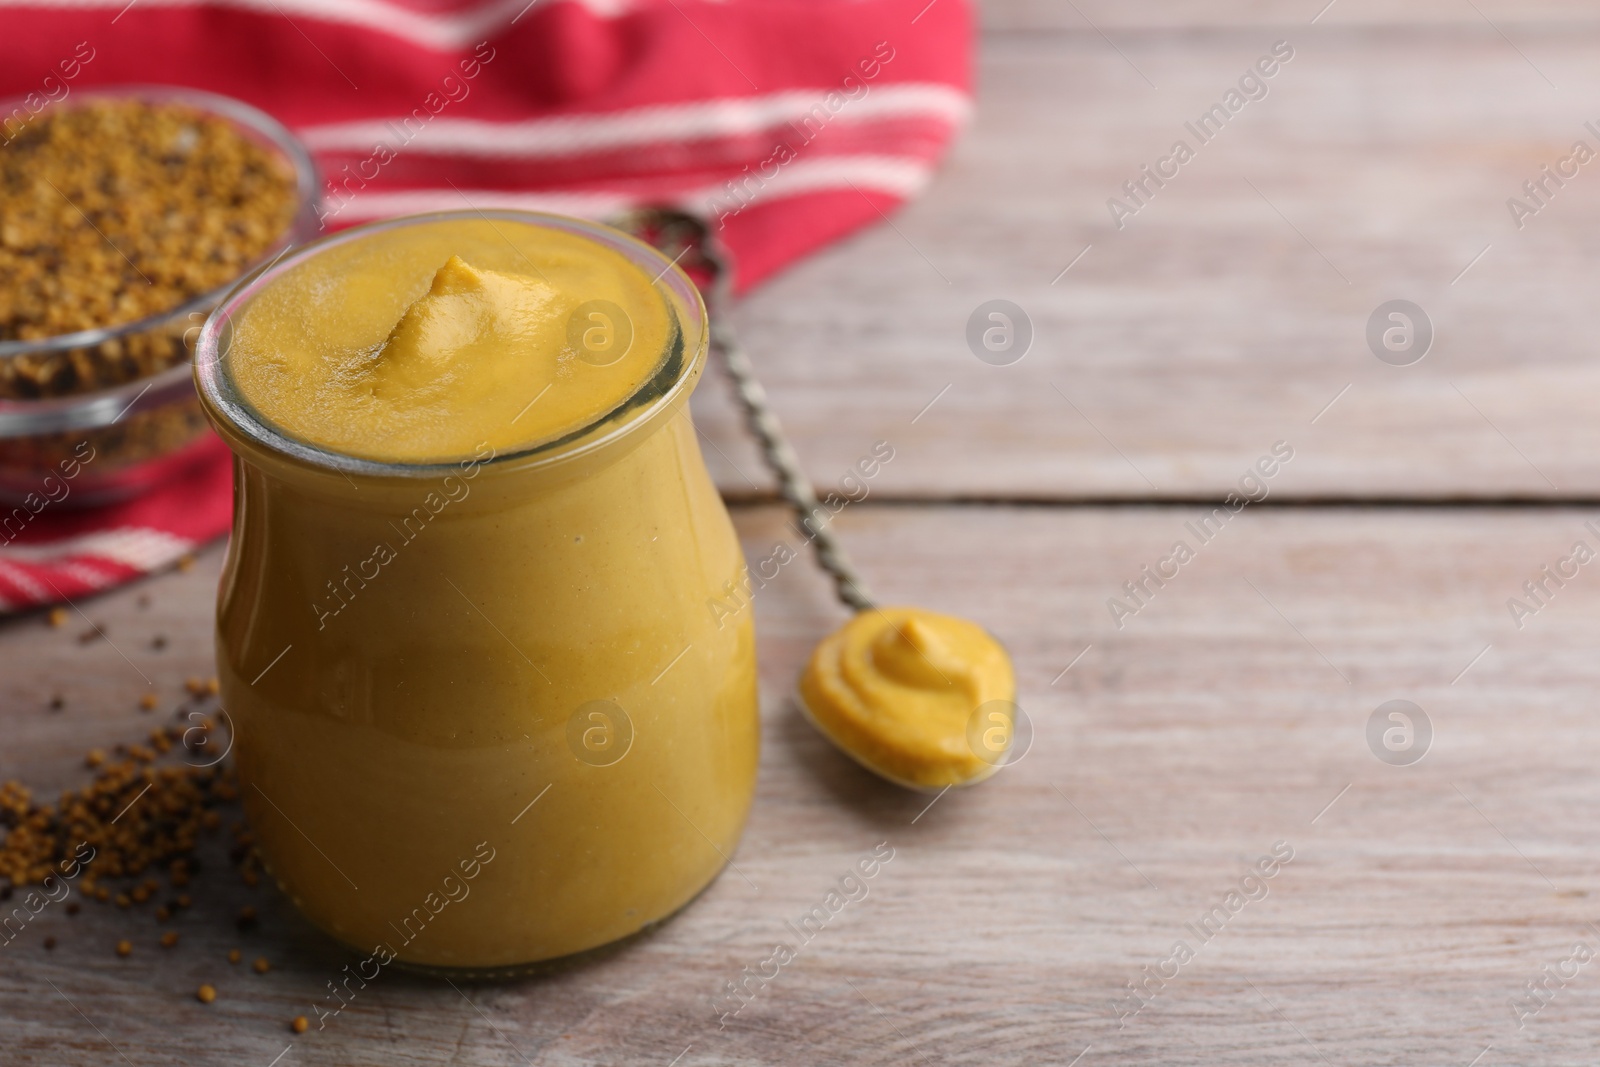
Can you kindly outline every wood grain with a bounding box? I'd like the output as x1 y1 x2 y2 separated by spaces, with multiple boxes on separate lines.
5 503 1600 1065
978 0 1600 32
694 25 1600 500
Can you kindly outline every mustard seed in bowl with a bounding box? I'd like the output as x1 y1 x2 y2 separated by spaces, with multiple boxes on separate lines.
0 86 319 505
0 97 298 398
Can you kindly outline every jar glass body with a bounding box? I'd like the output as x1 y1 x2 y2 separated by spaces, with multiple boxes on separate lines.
198 212 758 971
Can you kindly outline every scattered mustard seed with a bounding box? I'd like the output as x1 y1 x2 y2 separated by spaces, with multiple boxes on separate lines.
46 607 67 628
291 1015 309 1034
115 939 132 957
252 957 270 974
204 677 219 696
196 984 216 1004
3 744 235 893
228 948 241 964
160 931 178 948
138 693 158 712
177 555 196 573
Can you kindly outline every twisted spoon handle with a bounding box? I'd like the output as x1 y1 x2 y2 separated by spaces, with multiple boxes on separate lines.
618 207 875 613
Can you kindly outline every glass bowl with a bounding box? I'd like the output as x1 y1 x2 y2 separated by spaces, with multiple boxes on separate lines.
0 85 321 507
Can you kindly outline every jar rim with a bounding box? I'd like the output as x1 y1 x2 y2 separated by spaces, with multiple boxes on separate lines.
193 209 709 479
0 83 322 362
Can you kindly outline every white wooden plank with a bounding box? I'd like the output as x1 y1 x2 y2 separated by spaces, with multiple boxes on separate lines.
694 27 1600 499
5 504 1600 1063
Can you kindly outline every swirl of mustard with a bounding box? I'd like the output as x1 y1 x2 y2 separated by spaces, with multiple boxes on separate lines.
799 607 1016 790
226 217 673 463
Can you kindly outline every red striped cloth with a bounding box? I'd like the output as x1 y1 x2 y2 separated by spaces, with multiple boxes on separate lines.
0 0 970 611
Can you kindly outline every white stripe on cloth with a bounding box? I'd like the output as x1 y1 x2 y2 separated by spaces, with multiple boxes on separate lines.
329 188 631 222
60 560 123 591
325 153 936 223
0 527 195 570
0 557 53 604
299 85 973 160
0 0 634 50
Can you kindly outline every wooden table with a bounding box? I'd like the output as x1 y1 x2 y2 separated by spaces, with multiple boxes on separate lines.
8 4 1600 1063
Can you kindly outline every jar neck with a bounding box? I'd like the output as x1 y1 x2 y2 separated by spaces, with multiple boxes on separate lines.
214 352 704 507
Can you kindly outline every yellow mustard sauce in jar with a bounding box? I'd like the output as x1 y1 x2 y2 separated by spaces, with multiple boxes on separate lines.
195 212 759 971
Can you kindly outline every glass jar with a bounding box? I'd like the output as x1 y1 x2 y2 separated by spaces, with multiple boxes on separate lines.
194 212 759 973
